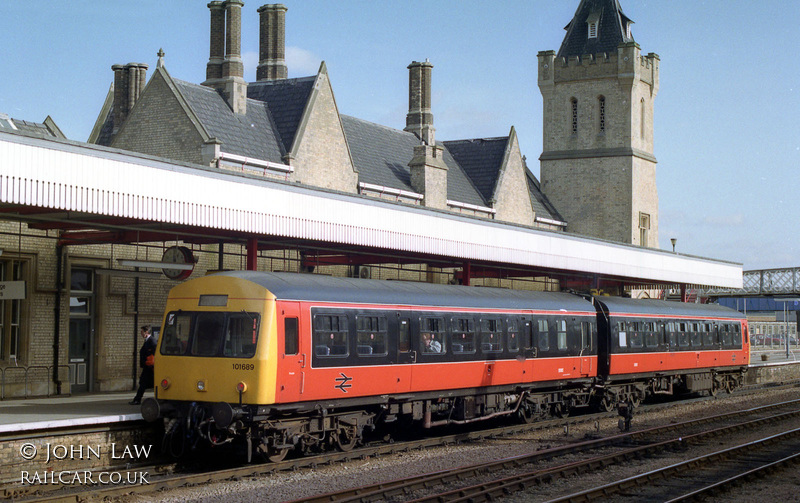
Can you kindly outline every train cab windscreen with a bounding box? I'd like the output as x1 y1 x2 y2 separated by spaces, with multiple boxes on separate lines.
160 311 260 358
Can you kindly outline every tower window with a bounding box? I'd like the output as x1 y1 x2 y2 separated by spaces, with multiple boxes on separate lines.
639 212 651 246
588 22 598 39
571 98 578 134
598 96 606 132
640 99 646 140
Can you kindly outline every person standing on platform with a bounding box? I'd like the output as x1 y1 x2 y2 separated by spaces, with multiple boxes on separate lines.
130 325 156 405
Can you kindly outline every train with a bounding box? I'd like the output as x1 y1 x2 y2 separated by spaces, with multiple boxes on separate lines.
140 271 749 461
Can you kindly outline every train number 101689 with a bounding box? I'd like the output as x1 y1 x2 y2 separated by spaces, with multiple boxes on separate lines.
232 363 255 371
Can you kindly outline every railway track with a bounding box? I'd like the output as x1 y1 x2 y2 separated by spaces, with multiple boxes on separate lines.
549 427 800 502
5 382 799 502
293 397 800 503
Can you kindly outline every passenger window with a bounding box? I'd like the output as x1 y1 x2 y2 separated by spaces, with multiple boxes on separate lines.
480 318 502 353
284 318 298 355
581 321 592 351
702 323 713 346
538 319 550 351
452 317 475 354
420 316 446 354
313 314 349 357
356 315 388 356
507 318 520 352
556 319 567 351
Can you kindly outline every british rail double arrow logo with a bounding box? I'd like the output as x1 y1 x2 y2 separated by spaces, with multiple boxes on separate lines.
335 373 353 393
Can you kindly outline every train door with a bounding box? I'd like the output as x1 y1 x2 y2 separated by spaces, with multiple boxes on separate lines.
520 317 536 383
393 314 414 393
579 321 593 377
277 302 304 402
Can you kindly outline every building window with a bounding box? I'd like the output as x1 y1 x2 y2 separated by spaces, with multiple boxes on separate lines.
588 22 598 39
639 212 651 246
571 98 578 134
0 260 25 362
598 96 606 132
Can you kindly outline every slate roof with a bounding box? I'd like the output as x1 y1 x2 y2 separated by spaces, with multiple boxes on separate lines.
89 69 565 226
443 138 508 203
247 77 315 153
0 114 65 139
525 168 564 223
341 115 487 207
173 79 285 162
557 0 633 59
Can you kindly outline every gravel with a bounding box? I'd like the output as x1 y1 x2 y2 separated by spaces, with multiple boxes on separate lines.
124 387 800 503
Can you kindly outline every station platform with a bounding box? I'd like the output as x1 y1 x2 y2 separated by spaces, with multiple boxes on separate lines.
0 352 796 437
0 391 148 434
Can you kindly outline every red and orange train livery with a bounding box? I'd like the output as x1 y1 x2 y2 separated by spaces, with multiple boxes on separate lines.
141 271 748 461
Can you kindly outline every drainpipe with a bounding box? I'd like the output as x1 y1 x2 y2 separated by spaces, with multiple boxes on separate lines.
52 245 64 395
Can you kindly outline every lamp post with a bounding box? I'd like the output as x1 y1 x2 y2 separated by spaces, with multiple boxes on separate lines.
670 238 677 253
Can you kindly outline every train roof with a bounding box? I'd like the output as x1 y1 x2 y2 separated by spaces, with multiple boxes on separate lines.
593 296 746 320
211 271 596 313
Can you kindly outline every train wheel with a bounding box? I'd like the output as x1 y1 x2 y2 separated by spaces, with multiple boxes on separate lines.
724 377 734 394
258 441 290 463
335 426 358 452
599 396 615 413
266 446 289 463
518 404 535 424
709 383 718 397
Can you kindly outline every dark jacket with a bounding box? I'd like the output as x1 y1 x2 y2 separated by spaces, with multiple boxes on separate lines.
139 335 157 369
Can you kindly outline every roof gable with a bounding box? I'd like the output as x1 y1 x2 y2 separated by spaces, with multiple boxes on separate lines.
247 76 316 154
557 0 633 59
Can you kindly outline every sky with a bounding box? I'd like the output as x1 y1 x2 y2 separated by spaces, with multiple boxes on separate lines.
1 1 798 271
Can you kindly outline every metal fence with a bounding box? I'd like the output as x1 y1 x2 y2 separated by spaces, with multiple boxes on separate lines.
0 365 71 400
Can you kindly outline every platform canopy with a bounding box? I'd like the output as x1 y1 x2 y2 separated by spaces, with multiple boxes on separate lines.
0 131 742 289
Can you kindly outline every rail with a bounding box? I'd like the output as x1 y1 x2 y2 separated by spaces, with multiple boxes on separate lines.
0 364 71 400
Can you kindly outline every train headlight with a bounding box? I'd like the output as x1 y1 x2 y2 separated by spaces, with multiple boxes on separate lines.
196 380 206 392
160 378 170 390
236 381 247 393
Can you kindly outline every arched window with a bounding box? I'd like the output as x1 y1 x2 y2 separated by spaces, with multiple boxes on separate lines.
640 98 646 140
598 96 606 132
571 98 578 134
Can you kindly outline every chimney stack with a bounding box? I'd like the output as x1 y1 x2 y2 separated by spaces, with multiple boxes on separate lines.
205 1 225 82
112 62 148 133
405 60 435 145
257 4 288 81
202 0 247 115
